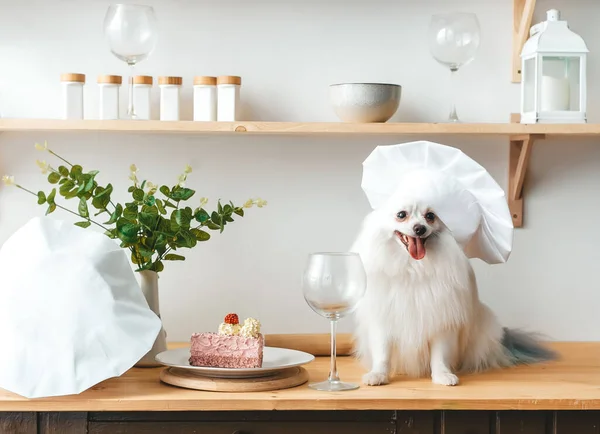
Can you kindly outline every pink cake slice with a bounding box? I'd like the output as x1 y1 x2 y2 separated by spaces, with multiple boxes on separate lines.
189 332 264 368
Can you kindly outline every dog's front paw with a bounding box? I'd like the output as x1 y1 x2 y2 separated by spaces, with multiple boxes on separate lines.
362 371 389 386
432 372 459 386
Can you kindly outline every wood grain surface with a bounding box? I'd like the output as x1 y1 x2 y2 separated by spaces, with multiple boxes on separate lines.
0 342 598 411
3 118 600 136
159 367 309 392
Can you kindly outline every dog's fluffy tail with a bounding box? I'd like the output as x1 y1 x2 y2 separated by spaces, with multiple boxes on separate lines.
501 328 558 365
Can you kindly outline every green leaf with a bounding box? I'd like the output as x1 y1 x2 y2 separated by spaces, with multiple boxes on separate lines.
137 246 155 258
88 170 99 177
58 166 69 177
83 174 95 193
132 188 144 201
37 191 46 205
160 185 171 197
194 208 210 223
47 172 61 184
164 200 176 208
128 186 135 193
46 203 56 215
150 261 164 273
47 188 56 205
233 207 244 217
211 211 221 225
190 228 210 241
176 229 197 248
59 179 75 197
164 254 186 261
218 201 223 214
155 234 168 250
59 178 68 185
92 184 112 210
169 214 181 233
170 187 195 201
139 211 159 230
140 180 147 190
223 204 232 215
156 199 166 215
78 197 89 218
70 165 83 179
75 221 91 228
65 187 79 199
123 202 138 221
104 228 118 239
104 203 123 225
116 218 140 243
156 217 177 237
131 251 143 267
205 221 220 230
144 195 156 207
174 208 193 229
224 215 234 223
141 204 158 215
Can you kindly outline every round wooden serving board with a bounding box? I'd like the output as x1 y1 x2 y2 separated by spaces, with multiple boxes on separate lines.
160 366 309 392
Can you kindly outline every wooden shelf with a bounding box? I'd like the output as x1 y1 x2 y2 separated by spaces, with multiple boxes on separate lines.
0 341 599 411
1 118 600 136
0 117 586 228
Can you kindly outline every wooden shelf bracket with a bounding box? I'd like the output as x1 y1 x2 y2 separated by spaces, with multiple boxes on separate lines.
508 133 544 227
512 0 537 83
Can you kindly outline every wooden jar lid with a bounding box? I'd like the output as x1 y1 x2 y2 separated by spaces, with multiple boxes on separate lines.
97 75 122 85
194 76 217 86
133 75 154 85
158 76 183 85
60 73 85 83
217 76 242 85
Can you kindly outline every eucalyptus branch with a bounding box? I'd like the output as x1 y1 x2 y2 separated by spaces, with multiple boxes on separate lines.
7 143 267 275
16 185 109 231
48 150 73 167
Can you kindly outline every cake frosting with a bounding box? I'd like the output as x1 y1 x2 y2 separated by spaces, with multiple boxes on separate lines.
189 313 264 368
218 323 240 336
240 317 261 338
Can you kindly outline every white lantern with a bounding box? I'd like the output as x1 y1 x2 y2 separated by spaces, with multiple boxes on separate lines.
520 9 588 124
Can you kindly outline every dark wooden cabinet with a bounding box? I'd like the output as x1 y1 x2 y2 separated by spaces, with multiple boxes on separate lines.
2 410 600 434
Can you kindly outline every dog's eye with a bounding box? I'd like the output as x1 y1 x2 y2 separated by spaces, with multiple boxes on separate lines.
396 211 407 220
425 212 436 222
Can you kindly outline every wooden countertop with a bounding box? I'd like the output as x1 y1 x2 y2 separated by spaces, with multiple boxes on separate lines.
1 341 600 411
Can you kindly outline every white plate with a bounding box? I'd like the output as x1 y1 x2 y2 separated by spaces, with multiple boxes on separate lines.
155 346 315 379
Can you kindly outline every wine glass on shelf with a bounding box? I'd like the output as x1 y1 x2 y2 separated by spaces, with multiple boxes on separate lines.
428 12 481 123
103 4 158 120
301 252 367 391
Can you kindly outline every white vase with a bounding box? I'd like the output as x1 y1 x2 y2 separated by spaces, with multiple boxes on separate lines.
135 270 168 367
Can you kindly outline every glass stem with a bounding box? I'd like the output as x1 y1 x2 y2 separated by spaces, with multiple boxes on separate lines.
128 63 137 120
449 67 459 123
328 319 340 383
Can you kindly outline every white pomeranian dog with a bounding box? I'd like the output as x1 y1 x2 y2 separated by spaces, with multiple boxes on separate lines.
350 187 556 387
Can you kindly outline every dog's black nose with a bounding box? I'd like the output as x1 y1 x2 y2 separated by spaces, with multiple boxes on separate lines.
413 224 427 237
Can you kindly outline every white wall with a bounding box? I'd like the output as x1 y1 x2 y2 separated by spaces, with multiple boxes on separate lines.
0 0 599 342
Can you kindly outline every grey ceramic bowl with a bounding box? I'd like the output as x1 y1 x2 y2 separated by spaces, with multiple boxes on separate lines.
329 83 401 123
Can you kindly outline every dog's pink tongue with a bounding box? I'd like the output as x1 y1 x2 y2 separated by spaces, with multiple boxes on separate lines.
408 237 426 260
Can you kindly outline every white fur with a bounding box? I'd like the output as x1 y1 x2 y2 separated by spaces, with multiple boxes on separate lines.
351 195 511 386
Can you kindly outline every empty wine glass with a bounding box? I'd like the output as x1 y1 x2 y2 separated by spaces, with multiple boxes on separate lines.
302 252 367 391
103 4 158 119
428 12 481 122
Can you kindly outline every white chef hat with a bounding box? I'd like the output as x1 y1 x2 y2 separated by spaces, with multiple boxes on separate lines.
0 217 161 398
361 141 513 264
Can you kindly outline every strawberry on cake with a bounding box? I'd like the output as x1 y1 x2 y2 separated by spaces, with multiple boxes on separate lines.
189 313 264 368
